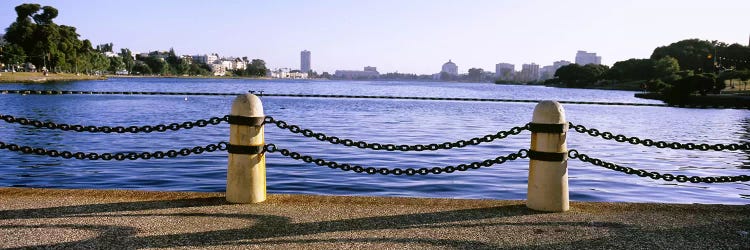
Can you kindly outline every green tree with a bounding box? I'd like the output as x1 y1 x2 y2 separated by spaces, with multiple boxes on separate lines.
91 52 109 73
467 68 484 82
718 44 750 70
0 44 27 70
119 48 134 72
188 63 210 76
651 39 716 73
108 56 124 72
605 58 654 81
144 55 167 75
653 56 680 80
245 59 267 77
2 3 115 73
554 64 608 87
175 59 190 75
32 6 58 25
131 61 151 75
165 47 180 74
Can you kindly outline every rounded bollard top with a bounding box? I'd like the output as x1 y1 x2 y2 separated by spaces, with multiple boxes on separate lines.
532 101 566 124
231 93 264 117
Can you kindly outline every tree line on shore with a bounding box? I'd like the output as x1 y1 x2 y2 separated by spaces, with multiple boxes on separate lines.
549 39 750 102
0 3 267 77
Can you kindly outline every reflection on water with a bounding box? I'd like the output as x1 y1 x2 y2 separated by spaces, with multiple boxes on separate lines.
0 78 748 204
740 118 750 169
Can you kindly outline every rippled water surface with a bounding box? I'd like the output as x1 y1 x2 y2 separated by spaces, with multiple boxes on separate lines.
0 78 748 204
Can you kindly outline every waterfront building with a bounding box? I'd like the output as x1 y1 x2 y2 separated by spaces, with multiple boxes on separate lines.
180 55 193 64
300 50 311 73
539 65 556 80
334 66 379 79
270 68 309 79
495 63 515 81
520 63 540 82
575 51 601 65
209 63 226 76
441 60 458 76
553 60 572 70
192 53 219 65
539 60 572 80
218 57 247 71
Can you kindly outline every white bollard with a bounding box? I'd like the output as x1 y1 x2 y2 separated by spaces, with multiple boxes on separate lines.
226 93 266 203
526 101 569 212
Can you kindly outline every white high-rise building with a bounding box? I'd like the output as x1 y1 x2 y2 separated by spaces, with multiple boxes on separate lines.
300 50 311 73
553 60 572 69
495 63 514 81
575 51 601 65
520 63 540 82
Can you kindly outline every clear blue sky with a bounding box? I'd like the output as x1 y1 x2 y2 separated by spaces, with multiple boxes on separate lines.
2 0 748 74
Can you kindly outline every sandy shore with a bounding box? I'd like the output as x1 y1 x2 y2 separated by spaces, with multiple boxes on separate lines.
0 187 748 249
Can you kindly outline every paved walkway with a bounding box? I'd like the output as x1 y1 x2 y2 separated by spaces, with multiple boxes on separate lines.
0 188 748 249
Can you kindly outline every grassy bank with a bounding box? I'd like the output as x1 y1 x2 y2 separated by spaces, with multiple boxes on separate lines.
108 74 273 80
0 72 107 83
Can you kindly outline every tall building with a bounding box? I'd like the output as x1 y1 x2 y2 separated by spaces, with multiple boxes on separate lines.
541 60 573 79
553 60 572 69
192 53 219 65
520 63 540 82
539 65 556 80
300 50 311 73
495 63 515 81
575 51 601 65
441 60 458 76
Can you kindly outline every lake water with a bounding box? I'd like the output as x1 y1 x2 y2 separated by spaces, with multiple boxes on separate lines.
0 77 748 204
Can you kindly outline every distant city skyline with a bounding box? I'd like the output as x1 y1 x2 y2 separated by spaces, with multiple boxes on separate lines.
1 0 748 74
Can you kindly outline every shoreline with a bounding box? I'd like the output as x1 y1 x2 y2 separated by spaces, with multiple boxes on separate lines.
0 72 106 83
1 187 748 249
634 92 750 108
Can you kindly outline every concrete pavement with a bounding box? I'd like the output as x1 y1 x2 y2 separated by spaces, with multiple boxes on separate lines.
0 187 748 249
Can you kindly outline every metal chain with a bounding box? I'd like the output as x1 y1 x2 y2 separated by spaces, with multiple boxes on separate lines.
569 122 750 151
0 114 229 133
264 116 528 151
263 143 528 175
568 149 750 183
0 140 228 160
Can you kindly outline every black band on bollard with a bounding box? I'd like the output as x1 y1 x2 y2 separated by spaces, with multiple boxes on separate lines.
528 123 567 133
227 144 264 154
227 115 265 126
528 150 567 162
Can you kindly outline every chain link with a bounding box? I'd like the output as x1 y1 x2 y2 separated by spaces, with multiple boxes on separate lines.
569 122 750 151
0 114 229 133
0 140 228 160
264 116 528 152
568 149 750 183
263 143 528 175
